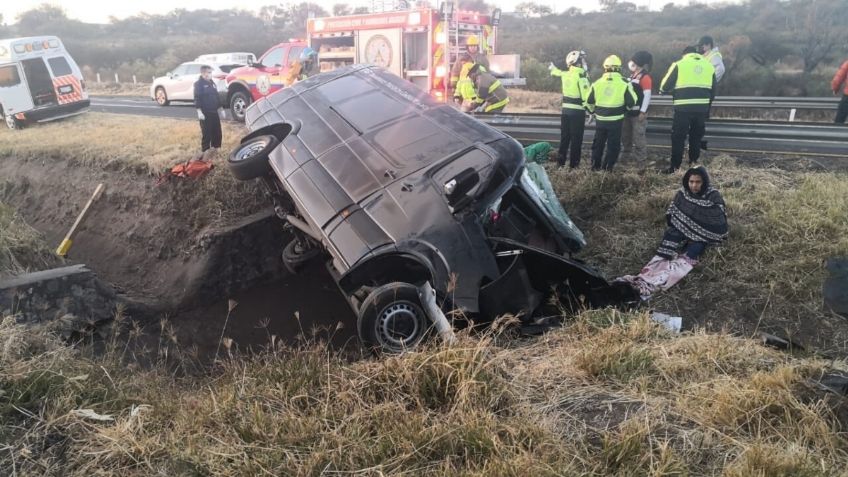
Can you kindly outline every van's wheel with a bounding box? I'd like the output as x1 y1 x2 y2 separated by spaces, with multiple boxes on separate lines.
282 238 320 274
155 87 169 106
357 282 431 354
229 91 251 122
227 134 279 180
5 114 22 130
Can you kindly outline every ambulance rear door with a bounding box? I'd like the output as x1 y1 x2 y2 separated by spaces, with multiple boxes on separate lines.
0 62 34 117
358 28 402 77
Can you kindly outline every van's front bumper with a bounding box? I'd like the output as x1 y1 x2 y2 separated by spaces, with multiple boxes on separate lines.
21 100 90 123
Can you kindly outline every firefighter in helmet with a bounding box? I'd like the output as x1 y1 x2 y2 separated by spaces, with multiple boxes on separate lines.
450 35 490 91
286 47 320 85
468 63 509 113
586 55 637 171
549 50 591 168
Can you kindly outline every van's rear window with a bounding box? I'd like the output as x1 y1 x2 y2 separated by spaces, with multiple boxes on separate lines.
0 65 21 87
48 57 73 77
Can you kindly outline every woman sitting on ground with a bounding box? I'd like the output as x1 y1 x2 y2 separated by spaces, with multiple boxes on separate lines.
618 166 729 300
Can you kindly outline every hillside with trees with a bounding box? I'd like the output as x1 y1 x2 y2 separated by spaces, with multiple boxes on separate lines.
2 1 846 96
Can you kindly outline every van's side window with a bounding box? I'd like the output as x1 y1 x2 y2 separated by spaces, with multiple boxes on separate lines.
0 65 21 88
48 57 73 77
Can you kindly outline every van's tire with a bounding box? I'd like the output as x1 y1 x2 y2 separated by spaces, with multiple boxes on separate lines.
229 90 251 122
282 238 320 274
357 282 431 354
4 115 22 130
154 87 170 106
227 134 279 181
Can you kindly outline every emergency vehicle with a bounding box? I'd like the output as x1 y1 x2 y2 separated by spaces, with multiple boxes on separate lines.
0 36 89 129
306 5 524 102
224 40 307 122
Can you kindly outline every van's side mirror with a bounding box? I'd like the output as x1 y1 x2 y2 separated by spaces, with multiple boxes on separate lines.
444 168 480 206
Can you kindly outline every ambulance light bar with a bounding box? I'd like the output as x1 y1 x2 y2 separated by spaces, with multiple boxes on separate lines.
12 39 61 54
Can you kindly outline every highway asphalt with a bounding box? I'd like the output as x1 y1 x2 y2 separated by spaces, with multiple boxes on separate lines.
90 95 848 158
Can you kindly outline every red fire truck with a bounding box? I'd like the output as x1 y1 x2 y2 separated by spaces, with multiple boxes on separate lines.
306 5 523 102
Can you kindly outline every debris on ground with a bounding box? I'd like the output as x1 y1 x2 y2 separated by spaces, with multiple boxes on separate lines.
650 312 682 333
760 332 806 352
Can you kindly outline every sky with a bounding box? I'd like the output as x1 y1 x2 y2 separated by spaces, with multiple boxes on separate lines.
2 0 731 24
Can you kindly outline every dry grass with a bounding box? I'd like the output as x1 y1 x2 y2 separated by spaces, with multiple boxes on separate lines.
0 310 845 476
549 154 848 353
505 88 560 113
0 203 58 277
86 82 152 97
0 112 245 174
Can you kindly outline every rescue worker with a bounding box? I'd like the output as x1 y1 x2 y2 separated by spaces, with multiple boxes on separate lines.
697 36 725 82
549 50 591 168
450 36 490 91
660 47 716 173
585 55 637 171
194 65 225 155
467 63 509 113
621 50 653 164
453 62 480 112
831 58 848 124
286 47 320 85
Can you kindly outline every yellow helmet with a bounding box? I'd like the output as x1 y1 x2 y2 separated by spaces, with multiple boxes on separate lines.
603 55 622 70
466 36 480 46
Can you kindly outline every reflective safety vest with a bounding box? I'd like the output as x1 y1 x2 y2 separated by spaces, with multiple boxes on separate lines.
661 53 715 110
550 65 590 112
474 72 509 113
588 72 636 122
454 63 480 103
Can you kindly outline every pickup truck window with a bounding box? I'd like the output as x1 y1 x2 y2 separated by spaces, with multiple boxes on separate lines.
287 46 304 66
262 48 285 67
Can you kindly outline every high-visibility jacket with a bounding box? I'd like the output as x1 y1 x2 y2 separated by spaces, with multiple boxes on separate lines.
450 52 489 88
550 65 590 113
586 72 637 122
832 60 848 95
473 72 509 113
453 63 479 103
660 53 716 113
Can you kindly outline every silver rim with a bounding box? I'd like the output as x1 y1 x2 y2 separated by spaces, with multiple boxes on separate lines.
378 301 423 349
156 89 166 104
232 97 247 117
5 115 16 129
233 140 268 162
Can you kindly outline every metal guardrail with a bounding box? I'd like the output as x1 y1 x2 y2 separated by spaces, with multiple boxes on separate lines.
649 96 840 110
477 114 848 149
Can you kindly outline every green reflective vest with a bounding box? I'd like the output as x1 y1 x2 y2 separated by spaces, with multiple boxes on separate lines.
588 72 635 122
551 65 590 111
662 53 715 108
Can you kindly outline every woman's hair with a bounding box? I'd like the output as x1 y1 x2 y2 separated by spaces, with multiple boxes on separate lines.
682 166 711 194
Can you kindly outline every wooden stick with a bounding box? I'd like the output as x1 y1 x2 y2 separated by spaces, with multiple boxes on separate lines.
56 183 105 257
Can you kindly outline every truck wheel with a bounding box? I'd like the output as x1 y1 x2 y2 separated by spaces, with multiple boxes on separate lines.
358 282 431 354
282 238 320 274
227 134 279 181
155 87 170 106
229 91 251 122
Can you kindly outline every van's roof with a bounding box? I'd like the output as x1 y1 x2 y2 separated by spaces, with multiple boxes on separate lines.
0 36 66 63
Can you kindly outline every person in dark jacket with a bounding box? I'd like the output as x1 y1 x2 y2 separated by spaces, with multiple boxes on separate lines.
194 65 225 154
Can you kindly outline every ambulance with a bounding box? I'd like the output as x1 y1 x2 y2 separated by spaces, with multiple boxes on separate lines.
306 4 524 102
0 36 89 129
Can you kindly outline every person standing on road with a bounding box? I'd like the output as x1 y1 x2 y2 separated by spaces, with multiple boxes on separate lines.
660 47 716 173
549 50 591 168
621 51 653 165
586 55 637 171
194 65 225 156
698 36 725 83
832 58 848 124
468 64 510 113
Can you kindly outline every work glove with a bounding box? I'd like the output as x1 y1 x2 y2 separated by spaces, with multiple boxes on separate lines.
548 62 555 71
453 96 462 105
197 109 205 121
218 108 226 120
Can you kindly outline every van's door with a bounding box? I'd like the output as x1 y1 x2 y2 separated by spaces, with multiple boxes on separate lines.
21 58 58 108
0 63 34 116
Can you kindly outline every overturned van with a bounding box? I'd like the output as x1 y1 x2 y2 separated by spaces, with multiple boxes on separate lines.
228 65 634 353
0 36 89 129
